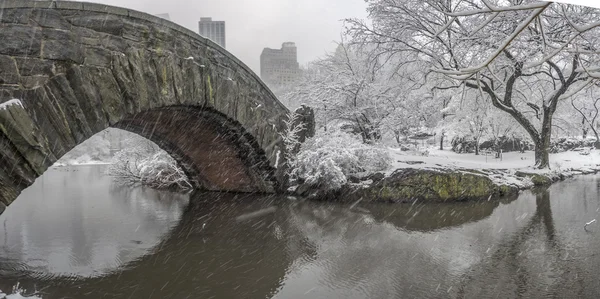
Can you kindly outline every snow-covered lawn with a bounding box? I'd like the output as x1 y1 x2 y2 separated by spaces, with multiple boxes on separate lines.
389 148 600 172
386 148 600 189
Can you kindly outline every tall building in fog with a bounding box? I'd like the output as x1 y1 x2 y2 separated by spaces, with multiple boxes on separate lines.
198 17 226 48
260 42 301 87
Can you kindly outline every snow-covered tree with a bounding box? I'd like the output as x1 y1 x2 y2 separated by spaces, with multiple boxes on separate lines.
108 146 191 191
56 130 111 164
284 41 422 143
380 92 439 146
347 0 600 168
570 90 600 147
289 130 391 192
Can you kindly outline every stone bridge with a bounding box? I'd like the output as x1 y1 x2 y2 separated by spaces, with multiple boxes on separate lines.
0 0 295 212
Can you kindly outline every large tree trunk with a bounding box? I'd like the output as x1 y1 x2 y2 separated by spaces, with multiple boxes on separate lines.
534 142 550 169
394 132 401 146
535 111 553 169
593 131 600 149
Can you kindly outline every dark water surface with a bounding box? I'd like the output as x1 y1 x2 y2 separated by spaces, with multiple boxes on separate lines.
1 166 600 298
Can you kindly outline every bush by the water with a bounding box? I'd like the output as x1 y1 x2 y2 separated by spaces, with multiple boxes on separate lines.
108 147 192 191
289 130 391 191
451 135 532 154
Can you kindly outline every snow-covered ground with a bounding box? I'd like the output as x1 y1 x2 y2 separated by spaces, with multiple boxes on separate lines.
53 157 111 167
387 147 600 189
0 285 42 299
390 148 599 171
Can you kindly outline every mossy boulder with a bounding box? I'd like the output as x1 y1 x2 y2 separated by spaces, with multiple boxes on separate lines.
352 168 518 203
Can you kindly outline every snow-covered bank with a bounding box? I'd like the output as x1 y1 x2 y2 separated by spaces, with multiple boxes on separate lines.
296 147 600 203
386 148 600 190
53 160 112 167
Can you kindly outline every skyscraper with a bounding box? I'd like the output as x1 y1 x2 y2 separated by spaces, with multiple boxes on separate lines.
198 17 226 48
260 42 301 87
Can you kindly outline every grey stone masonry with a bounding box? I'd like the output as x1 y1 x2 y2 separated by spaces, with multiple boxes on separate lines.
0 0 316 212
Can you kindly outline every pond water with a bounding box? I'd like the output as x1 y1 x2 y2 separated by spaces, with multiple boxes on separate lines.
1 165 600 298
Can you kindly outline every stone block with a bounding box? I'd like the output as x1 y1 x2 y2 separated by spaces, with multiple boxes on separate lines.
82 3 129 16
31 8 71 29
20 75 49 89
0 24 42 56
84 47 112 67
67 14 125 36
54 2 84 10
42 27 72 41
0 8 31 24
41 40 84 64
15 57 55 76
0 55 19 85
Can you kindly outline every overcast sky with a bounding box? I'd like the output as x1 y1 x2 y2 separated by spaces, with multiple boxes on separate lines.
79 0 600 74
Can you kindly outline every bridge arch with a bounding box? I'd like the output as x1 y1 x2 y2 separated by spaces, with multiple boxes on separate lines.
0 0 290 210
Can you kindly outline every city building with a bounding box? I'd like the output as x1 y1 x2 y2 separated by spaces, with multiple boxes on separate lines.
260 42 301 87
155 13 171 21
198 17 226 48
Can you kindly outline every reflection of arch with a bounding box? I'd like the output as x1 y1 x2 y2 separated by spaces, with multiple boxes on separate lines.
0 192 295 298
0 1 289 209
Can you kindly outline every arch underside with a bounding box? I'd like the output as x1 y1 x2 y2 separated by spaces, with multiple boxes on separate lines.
114 107 277 193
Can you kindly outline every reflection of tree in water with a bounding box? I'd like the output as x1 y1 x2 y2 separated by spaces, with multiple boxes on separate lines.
454 189 585 298
278 198 515 298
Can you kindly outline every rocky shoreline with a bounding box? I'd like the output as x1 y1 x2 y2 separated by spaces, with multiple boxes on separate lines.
293 166 600 203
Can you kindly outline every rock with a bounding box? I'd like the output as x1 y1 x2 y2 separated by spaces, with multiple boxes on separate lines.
15 57 55 76
67 14 125 35
0 8 31 24
514 171 552 186
365 172 385 183
351 168 518 203
348 175 361 184
397 160 425 165
0 24 42 56
0 202 5 215
41 40 85 64
0 55 19 85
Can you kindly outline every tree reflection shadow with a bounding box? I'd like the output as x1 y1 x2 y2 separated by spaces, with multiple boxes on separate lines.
365 194 518 232
455 188 583 298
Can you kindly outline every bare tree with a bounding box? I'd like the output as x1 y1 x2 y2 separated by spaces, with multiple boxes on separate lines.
571 96 600 148
347 0 600 168
108 147 192 191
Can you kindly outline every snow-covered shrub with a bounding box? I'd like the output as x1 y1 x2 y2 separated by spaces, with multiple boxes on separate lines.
452 135 532 154
108 147 192 191
289 130 391 191
281 110 306 158
549 137 597 153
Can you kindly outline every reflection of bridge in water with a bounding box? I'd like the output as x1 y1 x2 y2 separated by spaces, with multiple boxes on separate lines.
0 189 518 298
